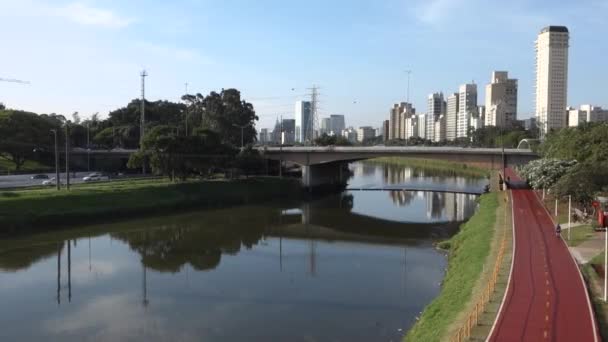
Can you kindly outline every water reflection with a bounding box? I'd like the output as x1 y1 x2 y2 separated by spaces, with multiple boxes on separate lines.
349 161 488 194
0 161 487 342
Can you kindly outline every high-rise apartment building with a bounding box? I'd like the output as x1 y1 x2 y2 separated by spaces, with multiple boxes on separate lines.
357 126 376 142
485 71 518 128
295 101 313 143
417 114 426 140
535 26 569 137
426 93 446 142
446 93 459 141
388 102 415 140
382 120 390 141
457 84 478 138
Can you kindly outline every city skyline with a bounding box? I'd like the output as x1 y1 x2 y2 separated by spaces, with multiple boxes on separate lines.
1 1 607 131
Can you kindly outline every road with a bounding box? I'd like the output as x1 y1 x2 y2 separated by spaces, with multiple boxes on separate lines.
489 169 599 341
0 172 145 189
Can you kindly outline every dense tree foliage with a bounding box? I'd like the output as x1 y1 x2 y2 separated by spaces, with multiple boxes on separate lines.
314 133 352 146
516 123 608 204
0 109 59 170
182 89 258 147
128 126 237 180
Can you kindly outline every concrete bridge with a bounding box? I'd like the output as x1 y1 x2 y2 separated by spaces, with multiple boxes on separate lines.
69 146 538 190
259 146 538 189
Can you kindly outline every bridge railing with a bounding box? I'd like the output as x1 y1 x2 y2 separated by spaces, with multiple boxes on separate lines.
450 194 509 342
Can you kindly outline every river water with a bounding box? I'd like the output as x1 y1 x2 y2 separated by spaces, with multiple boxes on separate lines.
0 162 488 342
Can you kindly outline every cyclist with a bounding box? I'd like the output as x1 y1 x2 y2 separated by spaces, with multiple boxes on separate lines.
555 223 562 237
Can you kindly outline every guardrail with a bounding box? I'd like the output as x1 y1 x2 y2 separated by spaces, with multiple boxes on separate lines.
450 194 509 342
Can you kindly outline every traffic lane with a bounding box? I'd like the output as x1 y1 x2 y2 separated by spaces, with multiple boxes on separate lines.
0 172 144 189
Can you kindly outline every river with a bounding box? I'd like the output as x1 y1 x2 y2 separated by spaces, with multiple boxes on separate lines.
0 161 488 342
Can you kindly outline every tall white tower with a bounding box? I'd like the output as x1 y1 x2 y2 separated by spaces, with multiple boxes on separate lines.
535 26 569 137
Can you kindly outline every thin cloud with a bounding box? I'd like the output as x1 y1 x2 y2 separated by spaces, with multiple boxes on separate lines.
415 0 463 25
55 2 134 29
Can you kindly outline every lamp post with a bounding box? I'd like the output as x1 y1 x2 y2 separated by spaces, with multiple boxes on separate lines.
86 122 90 172
492 100 506 179
51 129 60 191
233 123 251 150
65 123 70 190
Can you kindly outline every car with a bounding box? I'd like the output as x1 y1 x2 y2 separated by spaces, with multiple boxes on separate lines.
83 173 110 182
31 174 49 180
42 177 59 186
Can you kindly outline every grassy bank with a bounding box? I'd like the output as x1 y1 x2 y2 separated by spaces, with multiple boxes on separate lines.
582 252 608 339
0 177 303 234
365 157 490 178
405 192 498 341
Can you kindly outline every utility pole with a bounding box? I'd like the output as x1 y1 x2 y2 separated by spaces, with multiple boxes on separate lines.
65 123 70 190
279 115 283 178
140 70 148 174
51 129 60 191
86 122 90 172
404 70 412 103
182 83 190 136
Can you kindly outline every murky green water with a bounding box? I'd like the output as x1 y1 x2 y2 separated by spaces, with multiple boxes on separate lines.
0 162 486 341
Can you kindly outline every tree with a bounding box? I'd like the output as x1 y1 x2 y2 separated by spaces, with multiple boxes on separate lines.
554 162 608 205
0 110 58 170
314 133 352 146
518 158 577 190
183 89 258 147
127 125 237 179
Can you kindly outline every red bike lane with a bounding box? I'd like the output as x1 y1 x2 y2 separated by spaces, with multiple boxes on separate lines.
488 170 599 341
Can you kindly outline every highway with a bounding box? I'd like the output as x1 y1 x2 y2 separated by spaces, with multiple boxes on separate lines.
0 172 144 189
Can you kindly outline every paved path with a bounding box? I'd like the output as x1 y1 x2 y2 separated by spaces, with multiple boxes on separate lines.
570 232 604 264
489 169 599 341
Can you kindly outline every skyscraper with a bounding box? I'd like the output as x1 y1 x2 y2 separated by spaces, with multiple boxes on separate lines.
426 93 446 142
329 114 345 135
446 93 459 141
485 71 518 128
457 84 477 138
320 117 331 135
295 100 313 143
282 119 296 144
535 26 569 137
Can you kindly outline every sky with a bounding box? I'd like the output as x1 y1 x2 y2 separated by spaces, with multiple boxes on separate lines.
1 0 607 130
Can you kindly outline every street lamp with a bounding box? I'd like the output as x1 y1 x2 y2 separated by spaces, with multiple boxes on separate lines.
233 123 252 150
50 129 60 191
492 100 506 179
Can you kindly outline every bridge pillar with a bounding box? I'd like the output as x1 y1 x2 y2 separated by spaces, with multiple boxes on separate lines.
301 162 348 192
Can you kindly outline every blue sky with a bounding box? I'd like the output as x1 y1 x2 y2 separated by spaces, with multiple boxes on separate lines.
1 0 607 130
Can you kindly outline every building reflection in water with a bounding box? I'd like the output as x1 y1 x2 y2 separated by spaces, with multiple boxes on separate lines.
389 190 478 221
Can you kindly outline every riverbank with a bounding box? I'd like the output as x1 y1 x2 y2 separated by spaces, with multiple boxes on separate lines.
0 177 303 234
365 157 490 178
405 191 499 341
581 252 608 339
